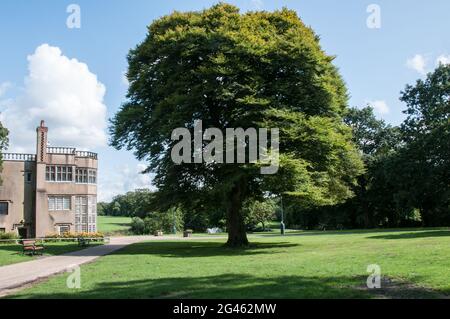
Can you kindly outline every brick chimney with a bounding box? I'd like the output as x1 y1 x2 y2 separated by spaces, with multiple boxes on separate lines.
36 120 48 163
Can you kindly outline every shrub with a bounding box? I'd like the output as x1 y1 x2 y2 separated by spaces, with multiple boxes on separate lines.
143 217 161 235
44 232 105 239
130 217 145 235
130 209 184 235
0 232 19 240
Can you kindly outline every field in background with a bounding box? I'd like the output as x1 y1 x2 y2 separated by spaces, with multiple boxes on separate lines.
9 228 450 299
97 216 132 236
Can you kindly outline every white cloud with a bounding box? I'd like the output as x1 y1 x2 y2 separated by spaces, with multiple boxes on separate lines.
98 163 155 202
250 0 264 10
0 44 107 153
436 54 450 66
0 82 11 97
406 54 428 75
366 100 389 115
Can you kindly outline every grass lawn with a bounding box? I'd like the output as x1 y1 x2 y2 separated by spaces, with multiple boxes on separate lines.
97 216 131 235
7 228 450 299
0 242 101 267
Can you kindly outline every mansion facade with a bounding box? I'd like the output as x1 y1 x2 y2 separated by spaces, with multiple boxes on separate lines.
0 121 98 238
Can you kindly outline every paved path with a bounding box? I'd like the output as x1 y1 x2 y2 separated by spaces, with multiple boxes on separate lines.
0 235 192 297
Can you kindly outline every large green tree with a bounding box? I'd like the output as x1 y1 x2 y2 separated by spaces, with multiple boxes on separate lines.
344 106 400 227
110 3 364 246
398 64 450 225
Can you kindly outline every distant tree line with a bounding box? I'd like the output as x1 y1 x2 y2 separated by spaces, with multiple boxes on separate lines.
105 4 449 242
98 189 280 233
103 64 450 232
97 189 154 218
285 65 450 230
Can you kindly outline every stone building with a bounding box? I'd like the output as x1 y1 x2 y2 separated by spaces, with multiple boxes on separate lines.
0 121 98 238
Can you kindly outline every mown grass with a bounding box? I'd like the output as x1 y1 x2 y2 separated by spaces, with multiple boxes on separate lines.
0 242 99 267
97 216 132 235
8 228 450 299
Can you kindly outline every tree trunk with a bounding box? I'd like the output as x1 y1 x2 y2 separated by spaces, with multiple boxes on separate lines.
226 179 249 247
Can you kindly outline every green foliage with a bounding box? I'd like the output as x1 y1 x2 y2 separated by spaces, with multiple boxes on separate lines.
397 64 450 225
285 105 417 230
110 3 364 246
0 232 18 240
96 202 108 216
44 232 104 239
0 242 101 267
310 66 450 230
10 229 450 299
130 217 145 235
243 199 277 230
345 106 400 159
99 189 155 218
342 106 403 228
130 208 184 235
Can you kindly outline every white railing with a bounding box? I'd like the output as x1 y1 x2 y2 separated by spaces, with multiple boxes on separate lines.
47 147 76 155
75 151 98 160
46 147 97 159
2 153 36 162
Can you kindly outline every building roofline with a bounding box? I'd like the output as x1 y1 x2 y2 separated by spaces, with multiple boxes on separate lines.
2 153 36 162
2 150 98 162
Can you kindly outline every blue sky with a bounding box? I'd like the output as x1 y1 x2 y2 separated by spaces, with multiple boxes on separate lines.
1 0 449 201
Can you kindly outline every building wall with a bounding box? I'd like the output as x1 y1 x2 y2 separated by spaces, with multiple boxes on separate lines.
0 161 36 237
35 153 98 237
1 121 98 238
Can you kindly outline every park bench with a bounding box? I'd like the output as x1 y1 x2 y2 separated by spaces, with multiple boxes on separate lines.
22 240 45 256
77 237 91 248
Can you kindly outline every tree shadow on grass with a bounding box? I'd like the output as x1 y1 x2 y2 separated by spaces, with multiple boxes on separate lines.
10 274 373 299
110 241 301 258
260 228 450 238
367 230 450 240
10 273 447 299
0 245 22 254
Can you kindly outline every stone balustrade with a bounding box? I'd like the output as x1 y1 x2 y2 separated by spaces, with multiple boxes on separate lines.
46 147 76 154
3 153 37 161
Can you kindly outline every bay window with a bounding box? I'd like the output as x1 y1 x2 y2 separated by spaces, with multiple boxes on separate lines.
76 168 97 184
46 166 73 182
48 196 71 211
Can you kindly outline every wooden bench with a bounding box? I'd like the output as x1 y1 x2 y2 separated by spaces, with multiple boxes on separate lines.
22 240 45 256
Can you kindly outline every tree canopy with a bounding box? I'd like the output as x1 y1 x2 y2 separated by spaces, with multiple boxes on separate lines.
110 3 365 246
398 64 450 225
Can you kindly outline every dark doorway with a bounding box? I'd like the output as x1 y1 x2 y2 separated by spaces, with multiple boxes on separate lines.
18 228 28 239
